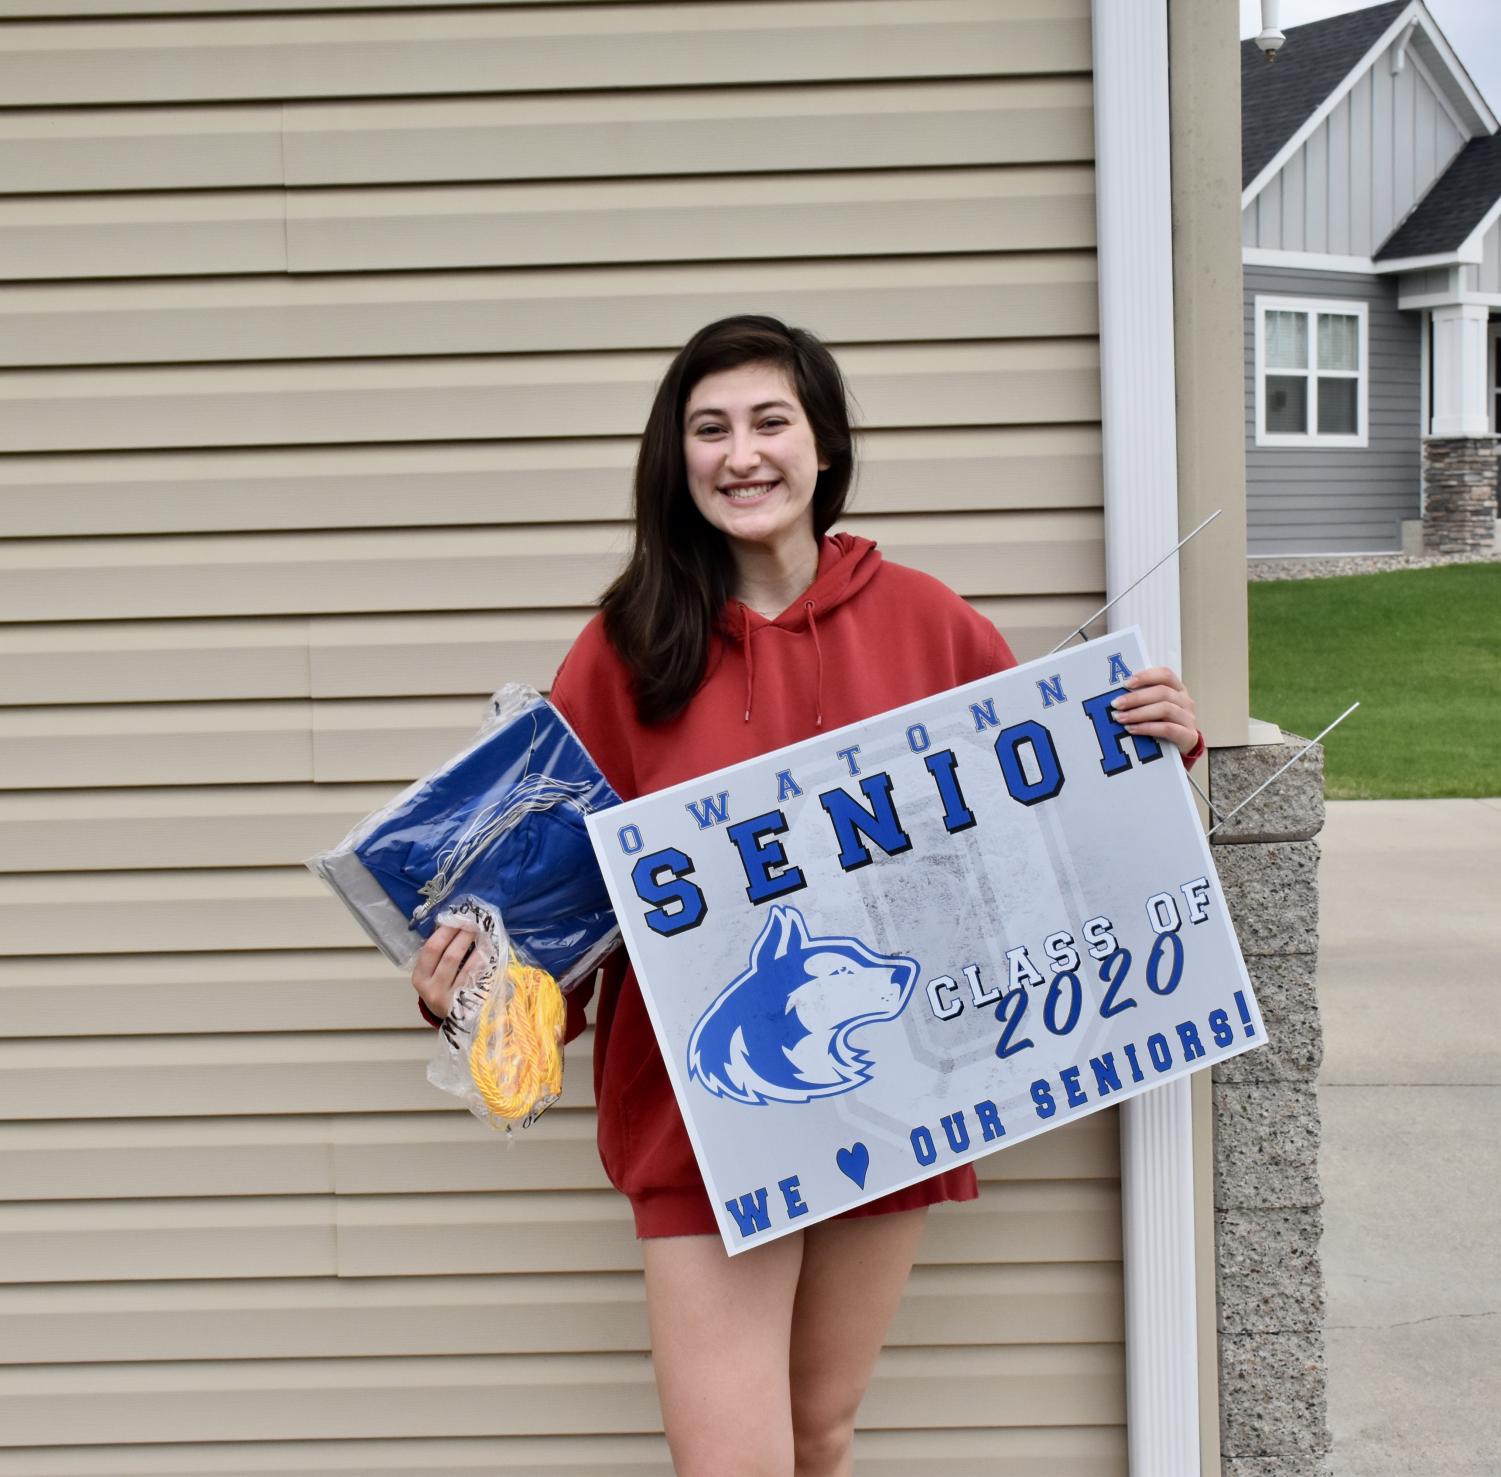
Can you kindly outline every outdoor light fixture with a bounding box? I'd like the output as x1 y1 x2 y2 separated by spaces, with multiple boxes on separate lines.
1256 0 1286 60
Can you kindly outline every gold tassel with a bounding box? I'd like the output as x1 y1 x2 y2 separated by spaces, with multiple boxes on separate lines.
469 961 566 1122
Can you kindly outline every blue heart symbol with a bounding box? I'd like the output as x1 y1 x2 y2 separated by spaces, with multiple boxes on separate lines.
835 1142 870 1189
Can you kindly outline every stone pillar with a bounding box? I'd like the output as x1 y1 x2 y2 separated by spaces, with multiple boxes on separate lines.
1422 436 1499 557
1210 735 1332 1477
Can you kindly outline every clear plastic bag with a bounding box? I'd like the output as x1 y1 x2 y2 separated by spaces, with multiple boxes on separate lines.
306 684 620 1130
424 898 567 1130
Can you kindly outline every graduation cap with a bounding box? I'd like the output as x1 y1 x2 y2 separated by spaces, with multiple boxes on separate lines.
308 686 621 991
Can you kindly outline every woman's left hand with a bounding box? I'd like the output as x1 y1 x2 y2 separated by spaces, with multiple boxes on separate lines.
1110 667 1200 756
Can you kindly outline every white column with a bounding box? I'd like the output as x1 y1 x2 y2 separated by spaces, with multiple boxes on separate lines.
1430 302 1492 437
1091 2 1201 1474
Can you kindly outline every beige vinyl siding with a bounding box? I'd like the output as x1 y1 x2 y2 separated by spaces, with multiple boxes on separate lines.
0 0 1117 1471
0 3 1084 106
0 1433 1129 1477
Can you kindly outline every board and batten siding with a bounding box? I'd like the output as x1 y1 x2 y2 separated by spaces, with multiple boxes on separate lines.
0 2 1123 1472
1463 218 1501 295
1241 42 1467 256
1244 265 1420 555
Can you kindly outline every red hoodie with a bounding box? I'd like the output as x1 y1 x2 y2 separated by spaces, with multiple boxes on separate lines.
421 534 1200 1237
546 534 1014 1237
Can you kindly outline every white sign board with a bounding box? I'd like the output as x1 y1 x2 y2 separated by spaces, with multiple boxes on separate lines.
586 630 1266 1254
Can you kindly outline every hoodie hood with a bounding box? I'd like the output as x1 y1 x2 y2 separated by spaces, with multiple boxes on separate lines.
720 532 883 636
721 533 883 727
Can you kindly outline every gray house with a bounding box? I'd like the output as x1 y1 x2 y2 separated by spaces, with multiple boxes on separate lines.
1242 0 1501 556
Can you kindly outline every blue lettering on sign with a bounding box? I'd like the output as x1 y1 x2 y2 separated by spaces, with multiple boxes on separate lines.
906 722 932 754
685 791 730 830
974 1099 1006 1142
1012 1002 1250 1123
1090 1052 1123 1095
1037 673 1067 708
819 772 913 871
940 1110 970 1153
1176 1019 1206 1061
1234 990 1256 1036
995 719 1065 806
775 768 804 802
1209 1008 1234 1047
1082 688 1164 775
836 745 862 777
778 1175 809 1219
726 810 807 904
1107 651 1133 685
923 749 977 833
969 697 1001 732
616 823 644 855
724 1188 771 1237
908 1098 1008 1161
631 848 707 936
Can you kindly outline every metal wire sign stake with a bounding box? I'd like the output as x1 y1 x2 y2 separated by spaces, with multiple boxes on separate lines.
1048 508 1360 828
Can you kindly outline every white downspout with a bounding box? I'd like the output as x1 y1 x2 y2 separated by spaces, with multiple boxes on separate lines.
1091 1 1202 1472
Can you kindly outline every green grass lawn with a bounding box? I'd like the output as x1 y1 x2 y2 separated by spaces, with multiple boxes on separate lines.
1248 563 1501 800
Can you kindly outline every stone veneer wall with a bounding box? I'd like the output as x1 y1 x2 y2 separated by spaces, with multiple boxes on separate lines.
1422 437 1499 557
1210 735 1332 1477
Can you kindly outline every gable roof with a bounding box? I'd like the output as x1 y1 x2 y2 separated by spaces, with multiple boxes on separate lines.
1376 129 1501 257
1241 0 1410 188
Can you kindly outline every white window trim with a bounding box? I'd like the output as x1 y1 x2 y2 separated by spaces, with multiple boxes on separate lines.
1254 296 1370 448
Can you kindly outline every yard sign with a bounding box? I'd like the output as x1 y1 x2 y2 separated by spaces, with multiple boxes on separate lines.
586 629 1266 1254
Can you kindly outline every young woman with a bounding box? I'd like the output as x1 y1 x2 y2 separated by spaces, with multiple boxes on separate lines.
412 316 1203 1477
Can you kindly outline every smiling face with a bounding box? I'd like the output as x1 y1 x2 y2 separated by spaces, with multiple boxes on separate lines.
681 361 829 565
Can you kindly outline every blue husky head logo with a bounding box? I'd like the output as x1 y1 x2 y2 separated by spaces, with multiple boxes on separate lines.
686 906 919 1106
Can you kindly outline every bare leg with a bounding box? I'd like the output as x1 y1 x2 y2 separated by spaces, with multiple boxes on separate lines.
642 1230 806 1477
787 1208 928 1477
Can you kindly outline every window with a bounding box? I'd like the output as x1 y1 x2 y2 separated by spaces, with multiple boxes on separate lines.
1254 297 1368 447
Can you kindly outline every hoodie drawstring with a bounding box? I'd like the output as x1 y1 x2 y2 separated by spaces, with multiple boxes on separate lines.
804 600 824 729
738 598 824 729
741 601 755 722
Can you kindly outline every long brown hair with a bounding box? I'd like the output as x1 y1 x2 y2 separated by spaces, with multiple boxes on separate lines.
600 316 855 725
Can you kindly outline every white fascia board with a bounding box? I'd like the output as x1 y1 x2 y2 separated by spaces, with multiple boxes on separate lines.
1242 1 1422 209
1409 7 1498 135
1374 245 1484 273
1243 248 1377 273
1400 290 1501 309
1092 1 1201 1468
1458 193 1501 260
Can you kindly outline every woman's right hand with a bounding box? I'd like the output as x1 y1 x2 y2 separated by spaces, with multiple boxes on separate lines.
410 923 482 1021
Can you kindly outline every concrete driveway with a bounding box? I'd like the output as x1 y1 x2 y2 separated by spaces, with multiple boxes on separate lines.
1318 799 1501 1476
